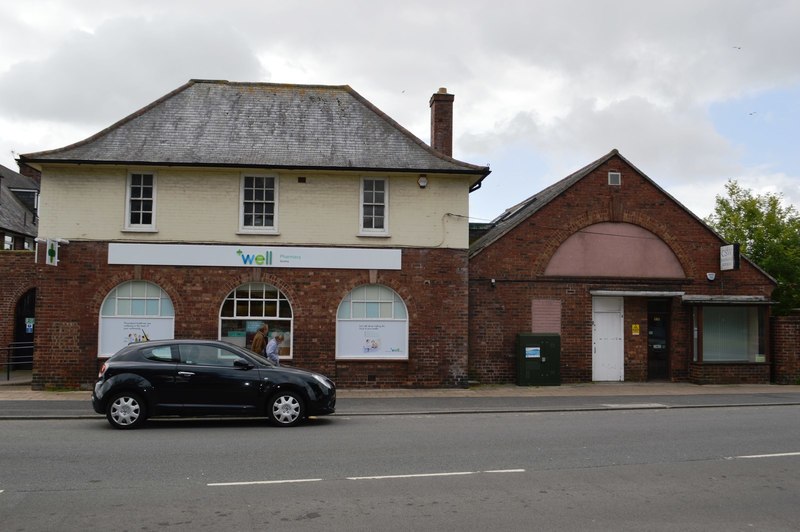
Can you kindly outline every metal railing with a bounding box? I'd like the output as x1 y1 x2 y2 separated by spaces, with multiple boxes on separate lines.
2 342 34 381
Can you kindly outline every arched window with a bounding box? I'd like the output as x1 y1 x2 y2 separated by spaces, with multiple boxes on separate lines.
336 284 408 359
219 282 293 360
99 281 175 356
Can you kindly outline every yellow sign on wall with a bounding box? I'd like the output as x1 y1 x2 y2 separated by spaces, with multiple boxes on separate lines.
632 324 640 335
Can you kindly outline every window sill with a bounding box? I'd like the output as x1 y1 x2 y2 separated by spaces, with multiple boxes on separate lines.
122 227 158 233
335 357 408 361
236 230 280 236
357 232 391 238
692 361 768 365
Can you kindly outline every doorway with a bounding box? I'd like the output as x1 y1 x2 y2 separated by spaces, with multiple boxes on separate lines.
13 288 36 370
592 297 624 381
647 300 670 380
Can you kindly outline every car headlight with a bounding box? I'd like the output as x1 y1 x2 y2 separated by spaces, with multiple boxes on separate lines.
312 374 332 390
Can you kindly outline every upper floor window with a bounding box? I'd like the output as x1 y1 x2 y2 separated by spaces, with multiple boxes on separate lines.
360 177 388 236
240 174 278 233
125 172 156 231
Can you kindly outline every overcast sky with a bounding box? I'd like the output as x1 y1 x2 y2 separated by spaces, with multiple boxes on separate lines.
1 0 798 222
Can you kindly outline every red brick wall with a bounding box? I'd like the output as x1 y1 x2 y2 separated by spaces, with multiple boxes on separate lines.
688 363 770 384
469 154 776 384
31 242 469 390
771 314 800 384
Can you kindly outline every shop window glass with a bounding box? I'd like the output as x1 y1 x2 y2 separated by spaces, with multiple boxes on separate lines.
98 281 175 357
219 282 293 360
336 284 408 359
700 306 765 363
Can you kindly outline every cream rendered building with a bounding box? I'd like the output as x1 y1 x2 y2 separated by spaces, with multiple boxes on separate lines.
21 80 490 390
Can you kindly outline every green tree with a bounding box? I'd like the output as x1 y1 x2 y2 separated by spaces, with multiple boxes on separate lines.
705 180 800 314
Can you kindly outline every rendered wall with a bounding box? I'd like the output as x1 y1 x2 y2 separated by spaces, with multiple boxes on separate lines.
37 166 470 249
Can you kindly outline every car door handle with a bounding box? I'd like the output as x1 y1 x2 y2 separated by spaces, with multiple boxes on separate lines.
178 371 195 377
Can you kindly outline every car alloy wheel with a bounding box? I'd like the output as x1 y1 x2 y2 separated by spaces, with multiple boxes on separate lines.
269 391 305 427
106 392 146 429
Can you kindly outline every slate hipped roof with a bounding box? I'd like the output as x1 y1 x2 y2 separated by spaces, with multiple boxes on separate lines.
20 80 490 184
0 164 38 238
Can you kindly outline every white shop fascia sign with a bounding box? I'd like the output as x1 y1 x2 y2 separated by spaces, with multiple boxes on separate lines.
108 243 402 270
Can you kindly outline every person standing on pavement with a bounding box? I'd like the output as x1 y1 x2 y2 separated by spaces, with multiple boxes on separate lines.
266 333 283 365
251 323 268 355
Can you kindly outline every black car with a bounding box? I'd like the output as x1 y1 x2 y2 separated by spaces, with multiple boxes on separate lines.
92 339 335 429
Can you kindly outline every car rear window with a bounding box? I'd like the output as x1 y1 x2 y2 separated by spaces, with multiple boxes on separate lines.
141 346 174 362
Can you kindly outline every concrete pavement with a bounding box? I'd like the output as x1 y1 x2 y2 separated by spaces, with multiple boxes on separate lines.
2 369 800 420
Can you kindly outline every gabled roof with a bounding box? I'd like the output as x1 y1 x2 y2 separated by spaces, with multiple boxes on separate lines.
470 149 624 257
468 149 775 283
0 164 37 238
19 80 490 183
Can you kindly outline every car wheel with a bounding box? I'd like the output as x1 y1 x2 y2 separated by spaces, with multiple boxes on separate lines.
268 391 305 427
106 392 146 429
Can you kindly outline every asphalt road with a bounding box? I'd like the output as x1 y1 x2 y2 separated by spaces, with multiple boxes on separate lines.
1 405 799 531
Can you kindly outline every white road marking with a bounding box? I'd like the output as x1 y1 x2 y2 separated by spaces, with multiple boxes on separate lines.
734 451 800 459
601 403 667 408
209 468 526 487
347 471 476 481
208 478 322 487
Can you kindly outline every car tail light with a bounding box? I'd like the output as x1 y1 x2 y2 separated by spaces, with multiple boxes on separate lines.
98 363 108 379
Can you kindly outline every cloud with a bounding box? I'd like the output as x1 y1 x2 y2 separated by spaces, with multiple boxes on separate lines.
0 16 265 125
0 0 798 221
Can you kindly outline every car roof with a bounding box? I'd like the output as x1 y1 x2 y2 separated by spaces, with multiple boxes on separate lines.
112 339 241 356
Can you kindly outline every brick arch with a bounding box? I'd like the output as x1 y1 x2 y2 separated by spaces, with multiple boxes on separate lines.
89 273 142 317
0 285 37 348
335 279 412 315
216 272 298 317
532 211 697 278
620 211 697 279
2 283 37 320
530 210 608 274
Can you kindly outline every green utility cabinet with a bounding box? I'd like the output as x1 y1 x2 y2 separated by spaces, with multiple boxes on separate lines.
516 333 561 386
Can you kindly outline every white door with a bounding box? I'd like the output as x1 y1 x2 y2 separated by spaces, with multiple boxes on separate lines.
592 297 624 381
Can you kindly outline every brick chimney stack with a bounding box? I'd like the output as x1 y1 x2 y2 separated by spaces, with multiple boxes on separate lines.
429 87 454 157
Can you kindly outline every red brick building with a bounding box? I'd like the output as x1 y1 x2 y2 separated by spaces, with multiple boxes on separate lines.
469 150 777 385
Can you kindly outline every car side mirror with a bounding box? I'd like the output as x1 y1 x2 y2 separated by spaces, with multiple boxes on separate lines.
234 359 255 370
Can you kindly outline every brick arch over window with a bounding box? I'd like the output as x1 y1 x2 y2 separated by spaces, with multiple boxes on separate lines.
544 222 686 278
218 280 294 360
98 280 176 356
335 284 409 360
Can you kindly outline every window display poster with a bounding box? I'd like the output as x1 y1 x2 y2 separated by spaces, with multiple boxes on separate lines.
221 320 292 356
99 317 175 357
336 320 407 359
